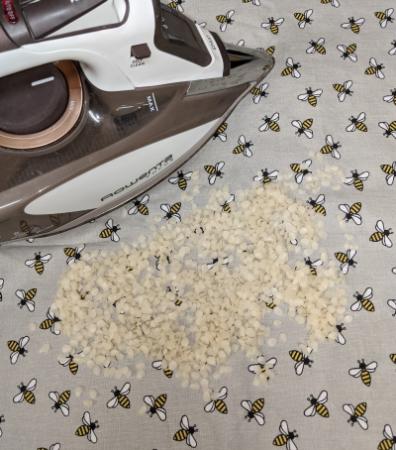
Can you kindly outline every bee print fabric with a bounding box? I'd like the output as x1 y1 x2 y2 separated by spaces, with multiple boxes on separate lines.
1 1 396 449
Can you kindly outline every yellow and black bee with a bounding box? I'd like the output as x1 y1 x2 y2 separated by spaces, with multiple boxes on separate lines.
152 360 173 378
59 354 79 376
250 82 269 104
265 300 277 310
338 202 362 225
389 353 396 364
341 17 365 34
248 356 277 380
261 17 284 35
375 8 394 28
168 0 184 12
99 218 121 242
205 161 225 185
8 336 29 365
281 57 301 78
304 257 323 276
204 386 228 414
321 135 342 159
378 121 396 139
75 411 99 444
49 390 71 416
173 415 198 447
306 38 326 55
335 249 357 274
321 0 340 7
106 382 131 409
213 122 228 142
266 46 275 56
365 57 385 79
259 113 280 132
294 9 313 29
383 88 396 105
160 202 182 222
253 168 279 185
241 398 265 425
333 80 353 102
233 135 253 157
216 10 235 32
168 171 193 191
343 402 368 429
39 308 61 335
128 194 150 216
370 220 393 248
349 359 377 386
273 420 299 448
15 288 37 312
290 159 312 184
351 287 374 312
64 244 85 264
337 43 358 62
380 162 396 186
344 169 369 191
378 424 396 450
13 378 37 405
221 194 235 213
25 252 52 275
292 118 314 138
298 87 323 107
289 349 313 375
346 112 367 132
304 390 329 418
144 393 167 421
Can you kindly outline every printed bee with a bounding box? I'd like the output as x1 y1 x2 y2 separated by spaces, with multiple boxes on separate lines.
370 220 393 248
144 393 167 421
160 202 182 222
298 87 323 107
63 244 85 264
292 118 314 139
375 8 394 28
106 382 131 409
344 169 369 191
378 424 396 450
204 386 228 414
99 218 120 242
75 411 99 444
389 40 396 56
290 159 312 184
15 288 37 312
338 202 362 225
333 80 353 102
337 43 358 62
13 378 37 405
59 354 79 376
25 252 52 275
233 135 253 157
0 278 3 302
265 300 277 309
383 88 396 105
168 0 184 12
343 402 368 429
242 0 261 6
241 398 265 425
341 17 365 34
253 168 279 185
221 194 235 213
294 9 313 29
335 323 347 345
304 390 329 418
205 161 225 185
387 299 396 317
305 257 323 276
380 161 396 185
266 46 275 56
248 355 277 380
37 444 60 450
335 249 357 274
8 336 29 365
49 390 71 417
306 38 326 55
216 10 235 32
349 359 377 386
378 121 396 139
289 349 313 375
152 359 173 378
259 113 280 132
261 17 284 35
128 194 150 215
365 57 385 79
281 57 301 78
346 112 367 132
39 308 61 335
320 135 341 159
351 287 374 312
168 171 193 191
321 0 340 7
390 353 396 364
173 415 198 448
273 420 299 449
250 82 269 104
213 122 228 142
307 195 326 216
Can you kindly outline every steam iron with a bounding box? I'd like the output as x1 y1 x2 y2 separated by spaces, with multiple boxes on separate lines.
0 0 274 243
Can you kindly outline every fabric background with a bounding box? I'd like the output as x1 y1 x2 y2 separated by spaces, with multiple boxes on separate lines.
1 1 396 449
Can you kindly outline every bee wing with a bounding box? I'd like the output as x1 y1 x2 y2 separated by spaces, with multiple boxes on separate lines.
105 218 113 229
120 382 131 395
305 9 313 18
317 390 328 404
355 18 365 25
88 429 97 444
181 415 190 430
292 120 302 129
295 360 305 375
344 80 353 89
312 89 323 96
332 148 341 159
384 234 393 248
25 300 35 312
325 135 334 146
387 299 396 310
254 412 265 426
356 112 366 122
362 287 373 299
259 122 269 132
227 9 235 18
348 367 362 377
0 278 3 289
348 53 358 62
306 44 316 54
280 420 290 435
48 391 59 402
261 20 271 29
248 363 261 374
346 122 356 132
302 159 312 168
304 404 316 416
25 258 36 268
351 214 362 225
60 404 70 417
383 94 394 103
376 220 385 232
292 67 301 78
15 289 26 300
187 432 197 448
241 400 252 412
350 299 362 311
384 424 394 439
49 444 61 450
13 391 24 403
143 395 155 407
106 395 119 408
298 92 310 100
275 18 284 25
286 57 294 67
311 259 323 268
357 416 368 430
111 231 120 243
266 357 277 369
19 336 29 348
347 249 357 259
336 331 346 345
204 400 215 413
287 439 298 450
156 408 167 421
217 386 228 400
82 411 91 426
366 361 378 372
295 172 305 184
344 176 354 185
338 91 347 102
152 360 162 370
128 205 138 215
10 351 19 364
26 378 37 391
299 20 307 29
337 44 347 54
303 129 314 139
379 122 390 131
343 403 354 415
168 176 179 184
341 22 351 29
40 254 52 263
238 135 246 145
220 23 228 32
270 112 279 122
338 204 350 214
268 170 279 179
369 57 377 68
160 204 170 214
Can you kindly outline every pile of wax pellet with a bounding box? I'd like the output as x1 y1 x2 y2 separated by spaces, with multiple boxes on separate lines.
53 180 348 396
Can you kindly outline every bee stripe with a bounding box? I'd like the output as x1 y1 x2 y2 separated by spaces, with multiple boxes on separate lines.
215 399 228 414
75 425 90 437
173 430 188 441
